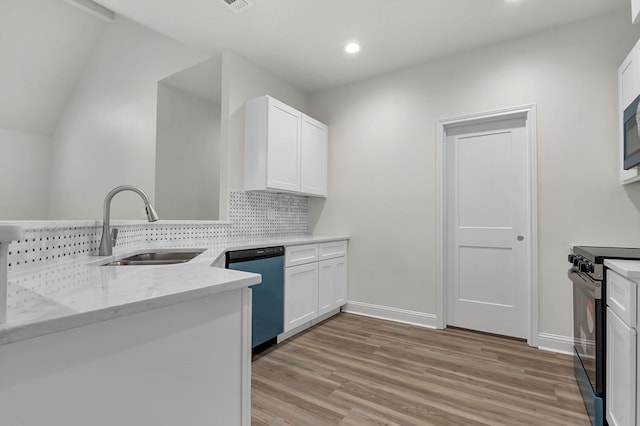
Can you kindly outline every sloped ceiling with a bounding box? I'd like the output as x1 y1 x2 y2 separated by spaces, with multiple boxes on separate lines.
0 0 109 135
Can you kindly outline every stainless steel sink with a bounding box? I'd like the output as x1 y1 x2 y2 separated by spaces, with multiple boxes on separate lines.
101 250 205 266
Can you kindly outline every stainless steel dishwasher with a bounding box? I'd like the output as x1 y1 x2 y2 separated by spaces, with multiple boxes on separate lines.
225 246 284 351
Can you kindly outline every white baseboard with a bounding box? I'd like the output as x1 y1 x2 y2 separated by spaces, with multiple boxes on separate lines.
344 301 573 356
536 332 574 355
343 301 437 329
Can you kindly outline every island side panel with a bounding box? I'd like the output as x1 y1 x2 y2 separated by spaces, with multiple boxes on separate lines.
0 289 246 426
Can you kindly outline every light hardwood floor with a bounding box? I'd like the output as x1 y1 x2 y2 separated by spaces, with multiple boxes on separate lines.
251 313 589 425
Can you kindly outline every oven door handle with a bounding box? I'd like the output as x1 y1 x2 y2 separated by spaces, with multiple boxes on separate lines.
568 268 601 299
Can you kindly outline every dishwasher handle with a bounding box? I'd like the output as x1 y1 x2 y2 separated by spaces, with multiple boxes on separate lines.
226 246 285 264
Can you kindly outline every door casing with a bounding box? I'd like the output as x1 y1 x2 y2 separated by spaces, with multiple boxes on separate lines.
435 105 538 347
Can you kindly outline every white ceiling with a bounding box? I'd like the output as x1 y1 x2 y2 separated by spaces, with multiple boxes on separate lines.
93 0 629 94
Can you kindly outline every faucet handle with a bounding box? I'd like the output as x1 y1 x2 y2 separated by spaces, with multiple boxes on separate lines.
111 228 119 247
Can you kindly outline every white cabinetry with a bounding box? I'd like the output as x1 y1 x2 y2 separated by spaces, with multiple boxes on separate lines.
318 240 348 316
607 308 636 426
282 240 348 336
244 95 328 197
300 114 328 196
619 40 640 184
605 268 638 426
285 243 319 267
634 0 640 24
284 263 319 331
621 49 639 110
318 256 348 316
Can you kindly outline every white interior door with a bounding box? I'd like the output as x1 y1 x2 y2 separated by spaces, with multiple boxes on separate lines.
445 117 529 339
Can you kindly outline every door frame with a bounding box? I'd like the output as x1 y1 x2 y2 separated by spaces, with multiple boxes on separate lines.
435 104 538 347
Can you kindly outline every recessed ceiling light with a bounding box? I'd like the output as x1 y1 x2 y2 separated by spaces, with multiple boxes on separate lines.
344 42 361 54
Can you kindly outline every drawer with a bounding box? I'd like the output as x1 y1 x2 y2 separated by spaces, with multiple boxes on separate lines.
285 244 319 267
607 269 637 328
319 240 348 260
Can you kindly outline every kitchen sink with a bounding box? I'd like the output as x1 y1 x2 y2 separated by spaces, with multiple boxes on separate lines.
100 250 205 266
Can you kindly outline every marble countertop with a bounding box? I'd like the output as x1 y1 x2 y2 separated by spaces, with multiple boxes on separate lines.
2 234 349 345
604 259 640 280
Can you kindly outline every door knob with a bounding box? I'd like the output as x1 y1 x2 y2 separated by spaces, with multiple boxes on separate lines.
517 235 524 241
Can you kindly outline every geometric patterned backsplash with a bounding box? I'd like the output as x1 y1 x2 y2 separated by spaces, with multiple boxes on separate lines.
6 190 308 272
228 191 308 237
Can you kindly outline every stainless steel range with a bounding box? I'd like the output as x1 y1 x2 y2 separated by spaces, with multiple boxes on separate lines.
568 246 640 426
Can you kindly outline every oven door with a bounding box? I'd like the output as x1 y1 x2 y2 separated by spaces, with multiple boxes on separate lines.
569 267 606 426
569 268 603 393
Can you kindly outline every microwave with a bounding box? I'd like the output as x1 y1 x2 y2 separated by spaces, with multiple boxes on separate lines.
624 93 640 169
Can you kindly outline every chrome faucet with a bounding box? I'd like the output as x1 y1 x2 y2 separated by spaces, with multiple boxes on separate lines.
98 185 159 256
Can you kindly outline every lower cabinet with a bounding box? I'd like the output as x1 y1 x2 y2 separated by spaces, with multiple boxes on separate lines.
318 256 347 316
605 268 639 426
283 240 348 335
284 263 318 332
607 307 637 426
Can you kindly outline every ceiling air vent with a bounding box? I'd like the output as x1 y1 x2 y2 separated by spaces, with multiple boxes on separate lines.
222 0 253 14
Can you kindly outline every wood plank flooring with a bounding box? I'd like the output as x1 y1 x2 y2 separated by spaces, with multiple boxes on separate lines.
251 313 589 425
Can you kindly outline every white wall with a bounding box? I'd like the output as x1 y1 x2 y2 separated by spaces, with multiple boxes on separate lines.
155 83 220 220
219 50 309 218
308 12 640 339
47 16 208 220
0 0 108 136
0 128 49 219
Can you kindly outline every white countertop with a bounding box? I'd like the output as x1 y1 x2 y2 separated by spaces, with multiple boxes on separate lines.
1 234 348 345
604 259 640 280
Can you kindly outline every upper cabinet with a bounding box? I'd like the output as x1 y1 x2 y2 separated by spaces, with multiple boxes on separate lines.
618 41 640 184
300 114 328 196
634 0 640 24
620 48 639 111
244 96 328 197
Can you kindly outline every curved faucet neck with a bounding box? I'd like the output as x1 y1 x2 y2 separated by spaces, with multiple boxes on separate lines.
98 186 158 256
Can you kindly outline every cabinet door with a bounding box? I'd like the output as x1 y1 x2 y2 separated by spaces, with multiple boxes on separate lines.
318 259 334 316
606 308 636 426
267 98 301 192
300 114 328 196
620 50 639 111
318 257 348 316
284 263 318 332
332 256 347 308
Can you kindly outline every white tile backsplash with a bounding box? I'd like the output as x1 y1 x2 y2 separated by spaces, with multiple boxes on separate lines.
228 191 308 237
7 191 308 272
